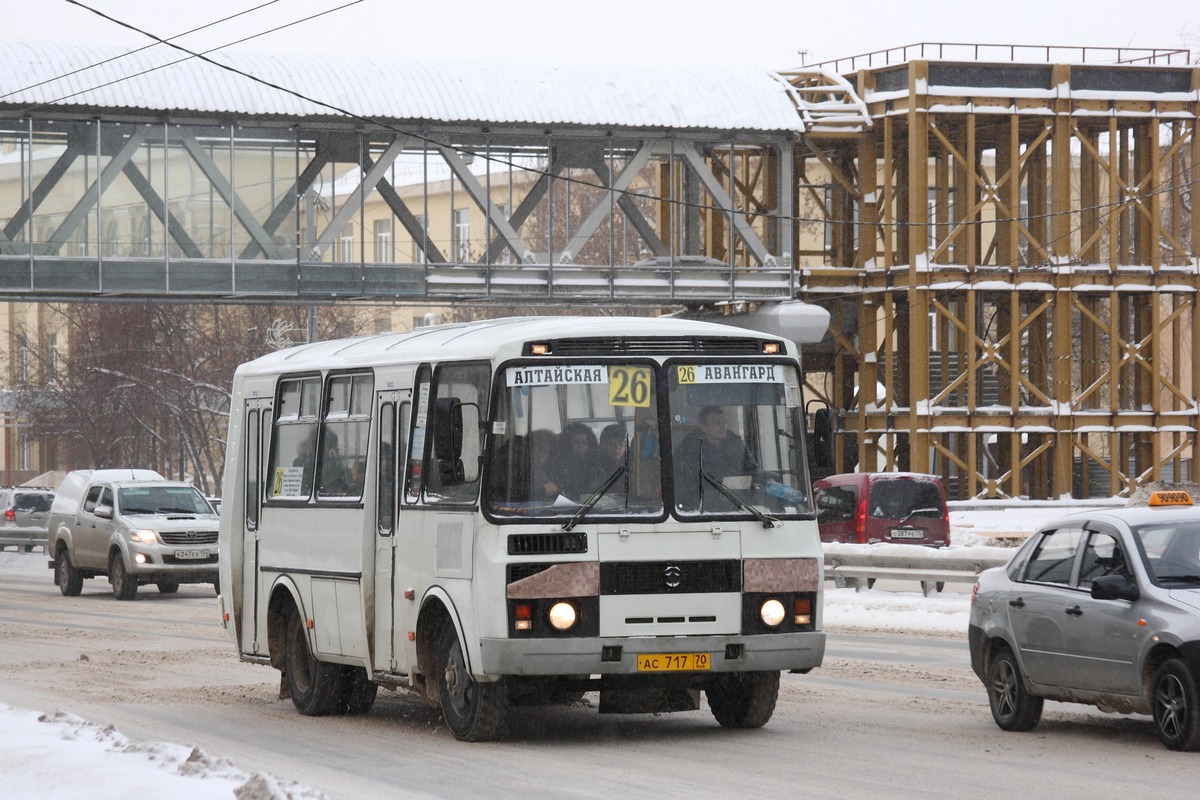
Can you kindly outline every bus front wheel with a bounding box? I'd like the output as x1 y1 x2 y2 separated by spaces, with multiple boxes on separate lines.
436 621 507 741
283 605 346 716
706 670 780 729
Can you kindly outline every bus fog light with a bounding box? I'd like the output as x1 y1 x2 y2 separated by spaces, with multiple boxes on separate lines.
548 602 577 631
760 599 785 627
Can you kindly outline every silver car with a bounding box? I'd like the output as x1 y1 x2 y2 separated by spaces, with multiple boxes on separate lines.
968 491 1200 750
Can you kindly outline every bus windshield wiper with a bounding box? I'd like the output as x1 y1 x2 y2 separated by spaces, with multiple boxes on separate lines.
562 466 627 532
701 471 778 529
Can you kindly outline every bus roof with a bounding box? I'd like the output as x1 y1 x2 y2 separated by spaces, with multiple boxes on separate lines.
235 315 807 376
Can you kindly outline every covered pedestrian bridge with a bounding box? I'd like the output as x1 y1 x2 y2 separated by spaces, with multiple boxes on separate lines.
0 39 868 305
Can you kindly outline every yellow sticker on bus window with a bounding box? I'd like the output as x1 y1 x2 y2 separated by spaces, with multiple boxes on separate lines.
608 366 652 407
677 365 697 384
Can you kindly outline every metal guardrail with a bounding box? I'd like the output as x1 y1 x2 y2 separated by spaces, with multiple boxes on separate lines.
824 544 1012 597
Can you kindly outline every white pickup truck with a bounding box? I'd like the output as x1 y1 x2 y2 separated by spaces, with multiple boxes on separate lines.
48 469 219 600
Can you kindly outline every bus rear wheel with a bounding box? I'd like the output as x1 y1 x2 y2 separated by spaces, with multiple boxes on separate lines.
283 605 346 716
436 621 507 741
706 670 780 729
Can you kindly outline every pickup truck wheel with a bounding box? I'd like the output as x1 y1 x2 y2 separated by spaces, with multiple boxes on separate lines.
156 580 179 594
55 548 83 597
283 604 345 716
109 552 138 601
706 670 779 729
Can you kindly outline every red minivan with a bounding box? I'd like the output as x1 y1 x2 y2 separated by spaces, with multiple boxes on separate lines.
812 472 950 546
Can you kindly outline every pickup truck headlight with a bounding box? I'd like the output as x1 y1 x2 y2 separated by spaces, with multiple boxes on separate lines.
129 529 159 544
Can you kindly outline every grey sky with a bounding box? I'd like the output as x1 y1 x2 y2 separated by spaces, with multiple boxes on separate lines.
5 0 1197 70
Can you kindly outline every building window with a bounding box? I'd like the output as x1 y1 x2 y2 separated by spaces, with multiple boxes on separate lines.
413 214 428 263
338 224 354 263
374 218 393 263
19 434 32 471
453 209 470 261
374 317 392 334
17 334 28 385
47 332 59 385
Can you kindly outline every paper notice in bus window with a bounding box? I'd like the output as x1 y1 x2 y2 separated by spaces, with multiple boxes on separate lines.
273 466 305 496
677 364 783 384
507 365 609 387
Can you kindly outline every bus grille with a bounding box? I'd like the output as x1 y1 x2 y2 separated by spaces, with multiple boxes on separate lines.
600 560 741 595
543 336 764 356
508 531 589 556
160 531 219 546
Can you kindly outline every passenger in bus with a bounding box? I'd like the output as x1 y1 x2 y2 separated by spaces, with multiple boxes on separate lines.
293 431 317 496
318 430 353 496
555 422 602 501
674 406 759 510
598 423 628 475
528 429 561 501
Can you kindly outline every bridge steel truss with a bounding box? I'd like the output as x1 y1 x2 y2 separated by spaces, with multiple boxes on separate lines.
797 54 1200 500
0 115 800 305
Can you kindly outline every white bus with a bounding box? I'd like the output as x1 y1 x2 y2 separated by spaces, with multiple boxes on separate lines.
218 314 830 741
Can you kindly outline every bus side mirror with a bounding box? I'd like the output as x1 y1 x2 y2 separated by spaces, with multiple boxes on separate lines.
434 397 466 485
434 397 464 460
812 407 834 474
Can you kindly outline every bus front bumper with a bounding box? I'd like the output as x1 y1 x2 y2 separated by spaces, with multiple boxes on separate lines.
479 631 825 676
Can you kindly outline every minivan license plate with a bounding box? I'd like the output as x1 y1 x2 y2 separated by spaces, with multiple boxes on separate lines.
889 529 925 540
174 549 209 560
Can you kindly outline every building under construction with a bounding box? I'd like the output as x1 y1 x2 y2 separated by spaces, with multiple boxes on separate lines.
787 43 1199 501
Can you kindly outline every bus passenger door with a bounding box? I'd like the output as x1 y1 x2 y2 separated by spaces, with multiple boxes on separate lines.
373 391 406 673
242 398 271 654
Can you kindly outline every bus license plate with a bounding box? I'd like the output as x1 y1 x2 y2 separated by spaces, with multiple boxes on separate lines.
636 653 711 672
174 549 209 560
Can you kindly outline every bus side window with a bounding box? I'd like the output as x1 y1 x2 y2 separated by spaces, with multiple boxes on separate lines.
377 401 396 534
246 410 259 530
317 373 372 500
405 367 433 504
268 376 321 500
424 362 489 504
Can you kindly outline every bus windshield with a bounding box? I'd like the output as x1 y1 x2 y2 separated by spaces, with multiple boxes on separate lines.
484 359 812 522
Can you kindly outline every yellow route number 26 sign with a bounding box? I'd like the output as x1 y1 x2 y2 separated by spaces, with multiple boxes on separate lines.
608 366 652 407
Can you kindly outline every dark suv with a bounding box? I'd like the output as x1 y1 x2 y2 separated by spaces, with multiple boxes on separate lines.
812 472 950 546
0 487 55 552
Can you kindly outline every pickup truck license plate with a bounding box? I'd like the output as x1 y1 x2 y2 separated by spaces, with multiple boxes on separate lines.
174 549 209 560
636 652 711 672
889 528 925 540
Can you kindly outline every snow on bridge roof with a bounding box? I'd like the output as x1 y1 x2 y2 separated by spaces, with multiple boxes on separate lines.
0 38 809 132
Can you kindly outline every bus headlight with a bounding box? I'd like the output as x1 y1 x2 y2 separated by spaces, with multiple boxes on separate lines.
759 598 786 627
548 602 577 631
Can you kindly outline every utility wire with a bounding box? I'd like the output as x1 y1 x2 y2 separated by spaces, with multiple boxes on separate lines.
0 0 281 100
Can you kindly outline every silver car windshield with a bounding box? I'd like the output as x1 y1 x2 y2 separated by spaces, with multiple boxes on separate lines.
1134 522 1200 586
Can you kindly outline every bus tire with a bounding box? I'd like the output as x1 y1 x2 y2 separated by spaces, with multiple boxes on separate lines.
284 605 346 716
55 547 83 597
341 666 379 715
706 670 779 729
109 552 138 601
436 621 507 741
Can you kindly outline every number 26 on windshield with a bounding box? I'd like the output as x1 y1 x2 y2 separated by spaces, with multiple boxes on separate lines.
609 366 651 407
